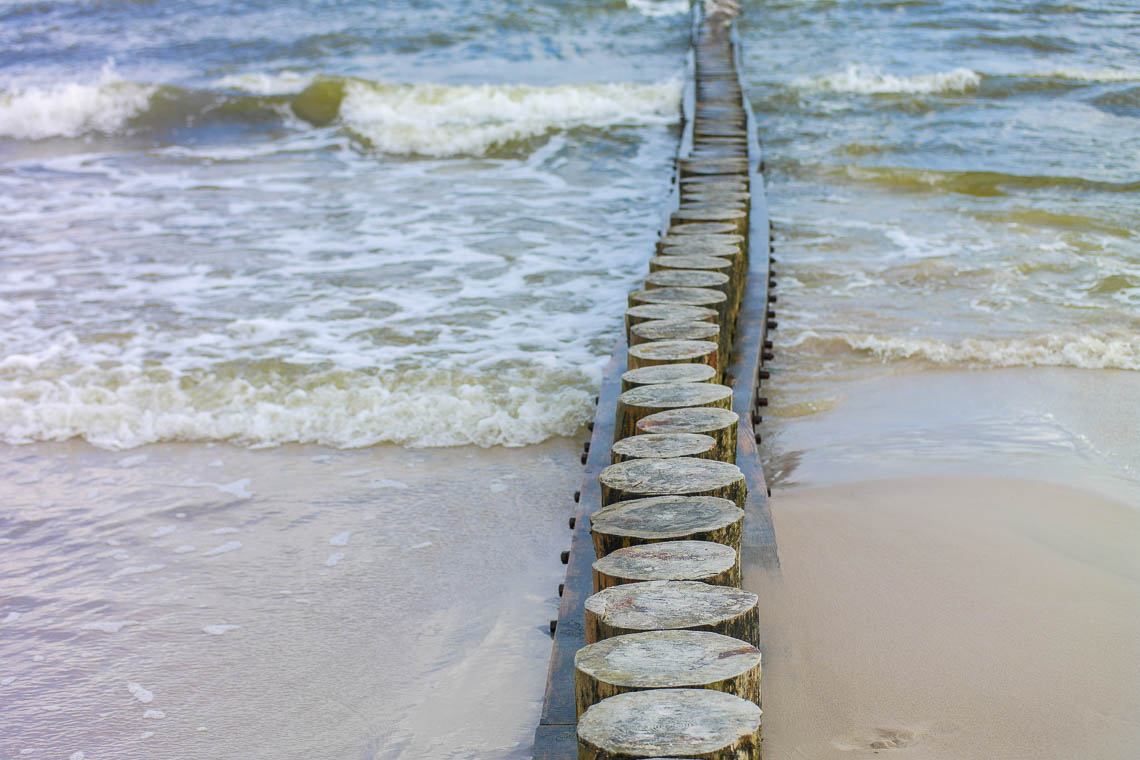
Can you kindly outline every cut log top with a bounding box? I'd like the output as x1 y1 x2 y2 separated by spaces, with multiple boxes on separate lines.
584 580 758 636
618 382 732 411
574 630 760 690
644 269 730 290
577 689 762 760
610 433 717 462
599 457 745 506
592 540 738 586
590 495 744 546
629 287 727 308
672 207 747 223
630 319 719 345
627 339 718 365
636 406 739 435
658 232 744 251
681 191 751 204
626 303 718 329
620 363 718 390
649 255 734 273
668 222 740 235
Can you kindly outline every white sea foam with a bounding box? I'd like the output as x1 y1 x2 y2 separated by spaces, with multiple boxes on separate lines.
80 620 139 633
202 624 239 635
202 540 242 556
329 531 351 546
127 682 154 704
3 612 20 624
216 71 315 95
111 564 165 579
0 71 154 139
0 369 594 449
325 552 345 567
1025 67 1140 82
794 331 1140 370
795 65 981 94
626 0 690 17
340 79 682 156
143 709 166 720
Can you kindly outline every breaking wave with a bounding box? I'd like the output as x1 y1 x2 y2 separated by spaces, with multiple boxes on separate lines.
792 331 1140 371
793 65 982 94
0 72 682 156
0 366 595 450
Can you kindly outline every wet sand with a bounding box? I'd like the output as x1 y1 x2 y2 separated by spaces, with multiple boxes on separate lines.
0 436 585 759
748 367 1140 759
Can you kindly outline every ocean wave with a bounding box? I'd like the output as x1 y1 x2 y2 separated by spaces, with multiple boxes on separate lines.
625 0 691 17
791 331 1140 371
215 71 316 95
793 65 981 94
835 164 1140 197
0 73 682 156
0 74 154 140
0 366 594 450
1024 67 1140 83
337 78 682 156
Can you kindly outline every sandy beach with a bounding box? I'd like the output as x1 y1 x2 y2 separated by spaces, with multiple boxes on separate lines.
750 476 1140 759
748 366 1140 760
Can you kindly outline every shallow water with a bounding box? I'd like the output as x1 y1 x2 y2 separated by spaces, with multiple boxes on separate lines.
2 0 1139 757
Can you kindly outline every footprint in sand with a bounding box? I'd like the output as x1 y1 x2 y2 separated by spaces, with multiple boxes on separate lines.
833 726 919 752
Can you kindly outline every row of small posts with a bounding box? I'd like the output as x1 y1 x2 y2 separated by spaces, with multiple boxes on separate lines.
572 3 766 758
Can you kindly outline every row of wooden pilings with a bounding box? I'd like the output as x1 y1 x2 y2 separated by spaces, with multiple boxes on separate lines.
567 4 770 758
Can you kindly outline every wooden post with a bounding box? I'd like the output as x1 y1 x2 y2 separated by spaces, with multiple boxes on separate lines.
620 363 718 392
583 580 759 644
671 207 748 237
626 339 719 377
592 540 740 590
610 433 718 463
635 407 739 462
573 630 761 716
629 319 720 348
628 288 729 335
668 221 739 236
643 268 730 293
599 457 746 507
589 495 744 557
615 383 733 442
658 232 743 253
577 688 762 760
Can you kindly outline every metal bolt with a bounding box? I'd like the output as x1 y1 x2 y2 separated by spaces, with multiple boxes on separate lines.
558 583 564 597
767 320 778 330
583 442 590 453
759 370 771 379
568 516 576 529
580 452 588 465
763 340 773 349
587 421 595 432
768 294 777 303
752 411 762 425
560 550 570 564
549 619 558 635
758 397 769 407
768 279 777 288
574 490 580 502
762 351 775 361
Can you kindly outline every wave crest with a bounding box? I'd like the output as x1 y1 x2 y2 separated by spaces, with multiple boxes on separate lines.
0 366 594 450
0 73 154 140
794 65 981 95
338 79 682 156
793 331 1140 370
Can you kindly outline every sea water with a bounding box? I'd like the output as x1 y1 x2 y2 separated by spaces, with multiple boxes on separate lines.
2 0 1138 757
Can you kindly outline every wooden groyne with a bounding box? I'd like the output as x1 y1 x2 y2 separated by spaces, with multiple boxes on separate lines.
534 2 778 757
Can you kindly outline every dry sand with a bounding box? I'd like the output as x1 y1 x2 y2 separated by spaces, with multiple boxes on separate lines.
748 476 1140 759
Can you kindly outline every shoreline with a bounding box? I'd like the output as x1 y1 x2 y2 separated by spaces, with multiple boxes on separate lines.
748 474 1140 760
